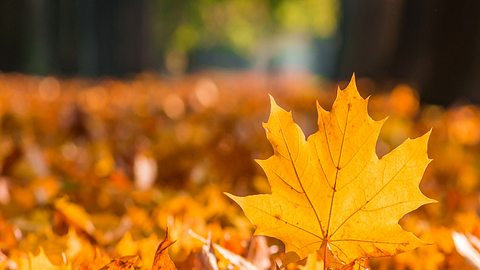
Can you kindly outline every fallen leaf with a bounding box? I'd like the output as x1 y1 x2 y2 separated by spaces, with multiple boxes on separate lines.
189 230 259 270
99 255 140 270
452 231 480 268
54 196 95 235
246 236 271 270
300 253 323 270
152 229 177 270
26 247 61 270
139 234 161 268
198 238 220 270
226 76 435 267
115 232 138 257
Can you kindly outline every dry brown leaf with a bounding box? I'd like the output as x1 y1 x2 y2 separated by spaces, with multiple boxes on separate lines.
99 255 140 270
151 229 177 270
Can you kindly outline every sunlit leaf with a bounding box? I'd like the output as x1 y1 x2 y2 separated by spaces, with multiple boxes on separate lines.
227 76 435 267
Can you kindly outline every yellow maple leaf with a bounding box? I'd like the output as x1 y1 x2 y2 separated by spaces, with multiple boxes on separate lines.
226 76 436 267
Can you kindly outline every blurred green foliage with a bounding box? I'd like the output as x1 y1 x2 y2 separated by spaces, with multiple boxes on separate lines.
151 0 339 57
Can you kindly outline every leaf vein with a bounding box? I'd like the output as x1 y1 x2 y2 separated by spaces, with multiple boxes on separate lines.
276 113 325 235
330 146 420 238
244 200 324 240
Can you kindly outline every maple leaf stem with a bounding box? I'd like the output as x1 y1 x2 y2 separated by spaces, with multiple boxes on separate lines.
324 242 328 270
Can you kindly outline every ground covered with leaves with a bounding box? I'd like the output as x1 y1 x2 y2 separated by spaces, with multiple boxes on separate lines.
0 73 479 269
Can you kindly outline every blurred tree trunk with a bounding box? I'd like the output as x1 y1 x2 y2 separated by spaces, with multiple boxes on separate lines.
335 0 480 105
78 0 97 76
27 1 54 74
335 0 405 80
0 1 27 72
420 0 480 105
1 0 152 77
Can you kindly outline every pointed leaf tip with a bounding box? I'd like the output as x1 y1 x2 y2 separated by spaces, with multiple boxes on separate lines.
268 94 277 106
268 95 282 115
